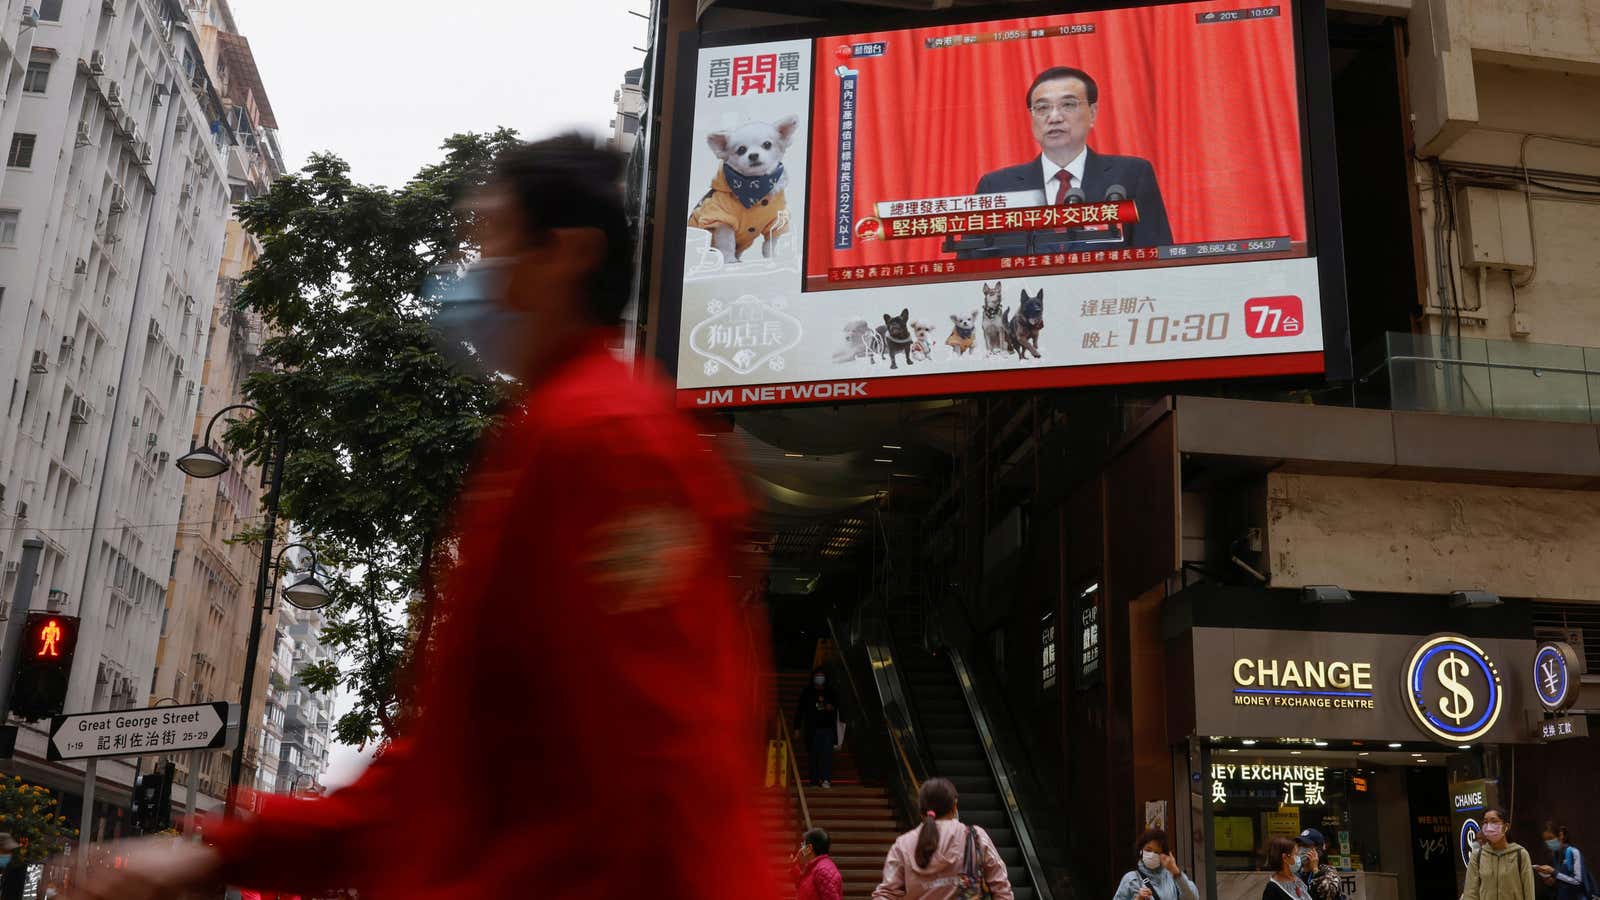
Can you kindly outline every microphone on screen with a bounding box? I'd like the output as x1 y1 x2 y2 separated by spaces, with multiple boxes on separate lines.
1104 183 1128 202
1065 189 1085 206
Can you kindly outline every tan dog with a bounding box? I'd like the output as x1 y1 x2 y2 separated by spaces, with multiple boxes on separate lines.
947 310 979 355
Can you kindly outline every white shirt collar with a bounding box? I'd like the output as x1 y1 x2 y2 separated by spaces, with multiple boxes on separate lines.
1041 147 1089 195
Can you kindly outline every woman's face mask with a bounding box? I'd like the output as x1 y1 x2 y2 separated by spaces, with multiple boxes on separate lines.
1546 838 1562 851
813 675 825 686
1481 822 1505 842
427 260 523 378
1141 850 1162 870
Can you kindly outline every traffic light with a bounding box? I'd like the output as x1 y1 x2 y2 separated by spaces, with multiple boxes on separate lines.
131 761 175 834
9 614 79 722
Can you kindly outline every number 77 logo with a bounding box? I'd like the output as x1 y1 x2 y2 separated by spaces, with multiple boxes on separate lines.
1244 296 1304 338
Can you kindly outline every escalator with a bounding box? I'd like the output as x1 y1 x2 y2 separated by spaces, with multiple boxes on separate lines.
891 621 1041 900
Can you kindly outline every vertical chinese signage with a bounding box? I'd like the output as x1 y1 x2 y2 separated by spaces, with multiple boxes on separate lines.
1076 579 1102 689
833 66 858 249
1041 611 1058 691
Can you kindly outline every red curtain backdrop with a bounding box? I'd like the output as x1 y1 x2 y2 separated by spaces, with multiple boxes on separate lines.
805 0 1307 275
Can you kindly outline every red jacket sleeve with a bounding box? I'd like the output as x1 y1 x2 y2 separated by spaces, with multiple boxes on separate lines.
209 739 415 892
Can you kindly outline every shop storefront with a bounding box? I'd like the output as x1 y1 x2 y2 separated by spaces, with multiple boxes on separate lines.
1159 589 1584 900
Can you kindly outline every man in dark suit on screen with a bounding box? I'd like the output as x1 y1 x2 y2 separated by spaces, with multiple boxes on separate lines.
975 66 1173 248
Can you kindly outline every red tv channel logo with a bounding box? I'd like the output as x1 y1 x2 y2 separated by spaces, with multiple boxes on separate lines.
1244 296 1304 338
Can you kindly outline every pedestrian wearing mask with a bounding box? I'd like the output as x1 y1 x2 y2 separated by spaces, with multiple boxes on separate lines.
58 133 780 900
1294 829 1341 900
793 828 844 900
1462 807 1536 900
872 777 1013 900
1112 829 1197 900
1264 837 1312 900
1534 823 1590 900
795 666 839 788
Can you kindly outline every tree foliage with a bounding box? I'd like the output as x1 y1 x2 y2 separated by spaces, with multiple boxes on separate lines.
226 131 521 747
0 776 75 862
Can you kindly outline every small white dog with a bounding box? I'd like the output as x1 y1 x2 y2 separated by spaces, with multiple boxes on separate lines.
688 116 799 261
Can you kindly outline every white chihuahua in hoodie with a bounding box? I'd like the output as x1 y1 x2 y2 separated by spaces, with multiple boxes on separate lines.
688 116 799 261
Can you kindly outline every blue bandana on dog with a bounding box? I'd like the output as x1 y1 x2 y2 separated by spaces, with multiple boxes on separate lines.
723 163 785 208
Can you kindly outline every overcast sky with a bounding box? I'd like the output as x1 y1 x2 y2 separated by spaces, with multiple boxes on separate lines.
233 0 650 188
230 0 650 787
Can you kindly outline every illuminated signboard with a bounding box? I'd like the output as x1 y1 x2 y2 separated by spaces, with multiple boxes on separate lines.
1209 762 1328 806
669 0 1347 408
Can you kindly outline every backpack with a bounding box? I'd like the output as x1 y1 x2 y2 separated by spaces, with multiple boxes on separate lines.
1577 846 1600 900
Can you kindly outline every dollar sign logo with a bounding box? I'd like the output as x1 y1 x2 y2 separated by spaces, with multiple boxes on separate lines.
1437 651 1475 725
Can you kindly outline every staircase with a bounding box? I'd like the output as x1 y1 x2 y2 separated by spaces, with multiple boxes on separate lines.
892 627 1038 900
762 671 903 900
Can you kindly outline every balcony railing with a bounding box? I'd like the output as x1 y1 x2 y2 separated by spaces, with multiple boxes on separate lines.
1359 332 1600 424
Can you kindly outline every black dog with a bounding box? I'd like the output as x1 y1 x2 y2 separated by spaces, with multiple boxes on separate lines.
1002 289 1044 360
876 308 914 370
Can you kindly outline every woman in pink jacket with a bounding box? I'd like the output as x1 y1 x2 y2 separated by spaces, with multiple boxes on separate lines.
872 777 1014 900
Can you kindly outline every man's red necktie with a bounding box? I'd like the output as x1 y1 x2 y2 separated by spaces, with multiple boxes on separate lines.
1053 169 1074 206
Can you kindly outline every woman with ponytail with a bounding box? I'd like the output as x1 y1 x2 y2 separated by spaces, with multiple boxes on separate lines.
872 777 1014 900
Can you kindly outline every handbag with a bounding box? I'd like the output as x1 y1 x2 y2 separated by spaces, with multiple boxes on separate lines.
956 825 993 900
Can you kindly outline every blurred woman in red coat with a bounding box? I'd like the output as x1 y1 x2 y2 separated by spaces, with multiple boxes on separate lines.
794 828 845 900
65 133 778 900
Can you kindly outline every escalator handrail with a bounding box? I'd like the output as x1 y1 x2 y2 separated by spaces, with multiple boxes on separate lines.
827 616 927 792
947 647 1054 900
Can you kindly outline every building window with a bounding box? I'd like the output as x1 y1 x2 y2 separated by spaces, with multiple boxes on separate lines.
23 62 51 94
0 211 17 246
37 0 63 20
7 134 36 169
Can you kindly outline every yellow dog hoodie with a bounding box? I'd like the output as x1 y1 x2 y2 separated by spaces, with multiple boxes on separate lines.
689 163 788 255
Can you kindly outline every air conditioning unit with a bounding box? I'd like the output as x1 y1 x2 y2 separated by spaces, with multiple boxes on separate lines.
20 7 39 27
107 81 123 107
183 294 196 314
46 589 68 609
90 51 106 74
145 433 157 448
71 396 91 424
138 141 152 165
180 182 192 202
147 319 161 342
74 258 88 275
75 121 92 148
176 112 189 133
185 379 195 396
30 351 48 374
109 185 127 213
102 0 116 16
155 450 170 465
61 335 76 356
1 563 16 576
14 502 26 520
174 355 185 375
130 415 140 428
121 114 135 136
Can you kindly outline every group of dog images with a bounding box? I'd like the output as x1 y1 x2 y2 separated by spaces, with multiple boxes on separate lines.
835 282 1046 369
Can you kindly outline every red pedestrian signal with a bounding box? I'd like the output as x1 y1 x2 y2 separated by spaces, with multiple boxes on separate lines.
36 619 63 658
10 614 79 722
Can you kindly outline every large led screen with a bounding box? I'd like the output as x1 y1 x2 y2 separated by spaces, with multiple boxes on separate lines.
671 0 1341 408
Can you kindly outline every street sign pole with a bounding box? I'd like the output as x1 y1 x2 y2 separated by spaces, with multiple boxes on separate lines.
186 748 200 840
0 539 44 717
76 758 96 883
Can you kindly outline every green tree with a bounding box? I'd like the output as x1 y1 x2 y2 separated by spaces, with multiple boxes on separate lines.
0 776 75 862
226 131 520 747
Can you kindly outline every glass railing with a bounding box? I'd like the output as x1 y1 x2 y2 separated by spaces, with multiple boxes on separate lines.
1358 332 1600 423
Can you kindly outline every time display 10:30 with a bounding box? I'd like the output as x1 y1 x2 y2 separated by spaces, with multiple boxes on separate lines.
1124 313 1231 345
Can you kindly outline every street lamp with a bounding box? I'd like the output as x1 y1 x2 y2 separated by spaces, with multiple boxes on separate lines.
175 402 289 819
274 543 333 611
174 403 257 478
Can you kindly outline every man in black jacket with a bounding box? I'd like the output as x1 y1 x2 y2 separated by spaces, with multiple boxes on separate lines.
975 66 1173 249
793 667 839 788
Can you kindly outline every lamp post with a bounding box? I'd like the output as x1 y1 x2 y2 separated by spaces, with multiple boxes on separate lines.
175 404 289 819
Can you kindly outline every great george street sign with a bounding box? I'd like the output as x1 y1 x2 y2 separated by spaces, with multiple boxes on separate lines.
47 702 229 762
